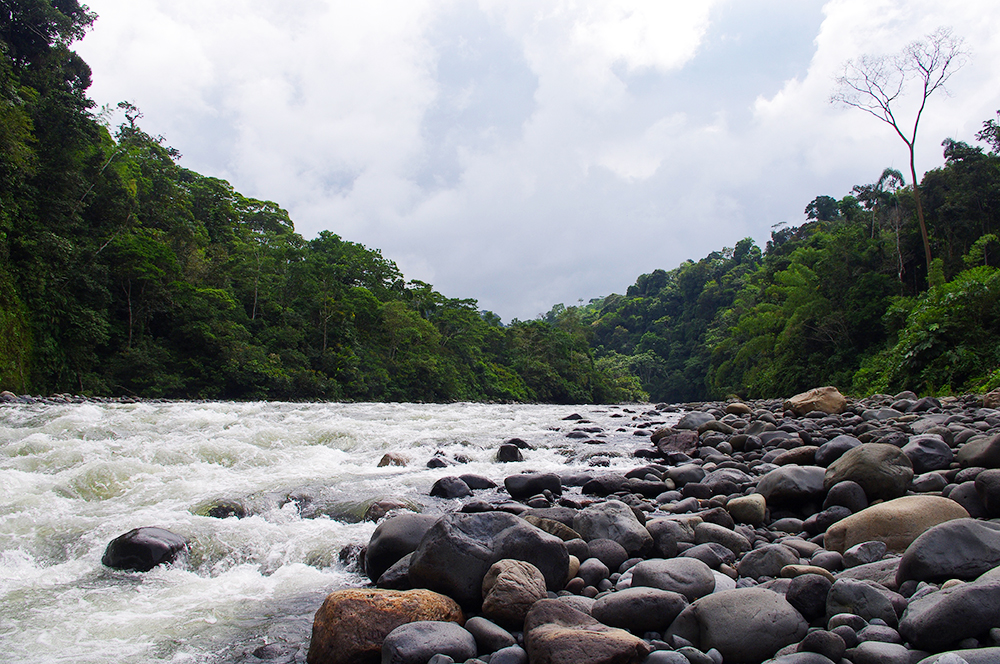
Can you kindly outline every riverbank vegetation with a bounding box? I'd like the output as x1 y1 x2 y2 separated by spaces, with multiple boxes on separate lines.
2 2 998 403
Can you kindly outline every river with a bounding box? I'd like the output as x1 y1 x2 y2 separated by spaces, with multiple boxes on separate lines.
0 400 673 663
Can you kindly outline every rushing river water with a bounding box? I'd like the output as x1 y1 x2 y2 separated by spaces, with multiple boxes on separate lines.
0 401 676 664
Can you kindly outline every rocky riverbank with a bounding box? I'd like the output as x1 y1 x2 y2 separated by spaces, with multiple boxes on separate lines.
305 386 1000 664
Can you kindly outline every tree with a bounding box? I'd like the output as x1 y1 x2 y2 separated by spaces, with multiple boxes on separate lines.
831 27 968 282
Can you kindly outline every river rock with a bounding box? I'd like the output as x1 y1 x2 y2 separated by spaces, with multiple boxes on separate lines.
975 468 1000 516
522 515 581 541
824 495 969 554
505 473 562 500
572 500 652 556
918 648 1000 663
408 512 569 607
366 513 439 582
826 578 898 627
695 521 751 556
899 575 1000 651
846 642 912 664
822 480 868 513
430 476 473 498
786 573 833 621
784 387 848 416
497 444 524 462
676 412 717 431
902 435 955 473
587 538 629 572
737 544 800 581
726 493 767 526
630 558 716 601
896 518 1000 584
381 621 477 664
306 588 463 664
757 465 827 505
101 527 189 572
666 587 808 663
814 435 863 467
482 559 548 625
655 430 701 456
524 599 652 664
957 433 1000 468
823 444 914 502
591 586 688 634
464 616 516 654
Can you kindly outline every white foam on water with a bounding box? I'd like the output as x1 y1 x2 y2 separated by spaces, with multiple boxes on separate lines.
0 401 673 663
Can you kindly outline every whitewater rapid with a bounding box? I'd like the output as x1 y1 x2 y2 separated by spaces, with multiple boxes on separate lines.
0 401 673 663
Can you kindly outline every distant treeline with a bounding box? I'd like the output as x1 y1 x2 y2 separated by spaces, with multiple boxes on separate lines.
0 1 639 403
2 2 999 403
557 127 1000 402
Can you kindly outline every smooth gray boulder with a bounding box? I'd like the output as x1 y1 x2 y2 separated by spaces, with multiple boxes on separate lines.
629 557 716 601
823 444 914 502
826 578 898 628
572 500 652 556
380 621 476 664
666 587 808 664
737 544 799 581
757 465 827 505
408 512 568 607
897 518 1000 584
902 434 954 473
899 575 1000 651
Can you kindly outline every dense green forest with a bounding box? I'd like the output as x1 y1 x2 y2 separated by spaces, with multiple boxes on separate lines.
2 2 999 403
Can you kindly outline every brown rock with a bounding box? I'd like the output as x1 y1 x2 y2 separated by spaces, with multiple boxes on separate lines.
525 599 652 664
784 386 848 415
378 453 408 467
482 559 549 625
984 388 1000 409
823 495 969 554
523 515 582 541
774 446 819 466
725 402 753 416
306 588 463 664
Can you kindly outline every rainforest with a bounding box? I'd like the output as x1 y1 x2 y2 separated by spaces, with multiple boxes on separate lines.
2 1 999 403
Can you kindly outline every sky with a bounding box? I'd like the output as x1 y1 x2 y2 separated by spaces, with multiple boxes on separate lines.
74 0 1000 321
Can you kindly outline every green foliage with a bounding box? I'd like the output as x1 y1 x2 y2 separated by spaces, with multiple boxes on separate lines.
853 266 1000 395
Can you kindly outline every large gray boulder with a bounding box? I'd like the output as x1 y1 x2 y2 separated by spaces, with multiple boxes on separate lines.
957 433 1000 468
572 500 652 556
101 527 188 572
408 512 569 607
902 434 954 473
629 558 716 601
823 444 914 502
896 518 1000 584
666 587 808 664
366 513 439 582
380 620 477 664
591 586 688 634
826 578 898 628
899 575 1000 651
736 544 799 581
757 465 826 506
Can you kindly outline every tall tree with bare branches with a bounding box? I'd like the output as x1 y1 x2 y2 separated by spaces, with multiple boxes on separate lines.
832 27 968 281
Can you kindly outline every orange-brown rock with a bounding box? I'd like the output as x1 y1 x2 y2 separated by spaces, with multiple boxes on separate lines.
306 588 463 664
823 495 969 554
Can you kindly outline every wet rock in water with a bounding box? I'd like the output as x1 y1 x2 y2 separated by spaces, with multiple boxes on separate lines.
380 620 477 664
497 444 524 463
407 511 568 608
823 443 914 502
378 453 408 467
524 599 652 664
364 499 417 522
824 495 969 554
430 476 473 499
896 518 1000 584
666 587 808 664
306 588 463 664
460 474 498 490
101 527 189 572
481 559 548 625
365 513 439 582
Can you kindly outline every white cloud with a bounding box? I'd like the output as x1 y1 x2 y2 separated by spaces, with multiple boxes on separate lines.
76 0 1000 320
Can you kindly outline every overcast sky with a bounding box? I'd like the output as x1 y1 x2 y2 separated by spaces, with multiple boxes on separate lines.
75 0 1000 321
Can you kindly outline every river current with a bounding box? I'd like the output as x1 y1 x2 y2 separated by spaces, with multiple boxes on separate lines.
0 401 676 663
